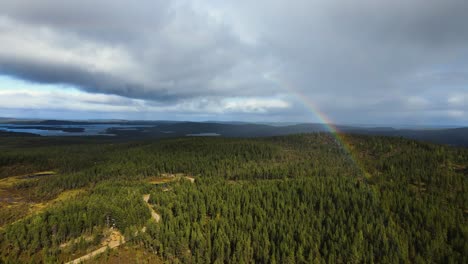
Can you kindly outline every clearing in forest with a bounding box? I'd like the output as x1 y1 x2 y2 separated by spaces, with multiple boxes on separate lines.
0 171 85 227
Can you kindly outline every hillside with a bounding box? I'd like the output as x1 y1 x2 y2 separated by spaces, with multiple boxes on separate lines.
0 133 466 263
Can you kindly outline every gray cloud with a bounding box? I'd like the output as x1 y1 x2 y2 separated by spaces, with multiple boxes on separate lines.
0 0 274 101
0 0 467 124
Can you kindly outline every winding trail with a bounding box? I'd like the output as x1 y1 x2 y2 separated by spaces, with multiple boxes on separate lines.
66 186 180 263
65 230 125 264
143 194 161 222
66 195 161 264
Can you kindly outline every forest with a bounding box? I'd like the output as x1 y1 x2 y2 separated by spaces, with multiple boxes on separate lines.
0 133 466 263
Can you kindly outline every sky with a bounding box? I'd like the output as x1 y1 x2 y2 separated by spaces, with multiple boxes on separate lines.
0 0 467 125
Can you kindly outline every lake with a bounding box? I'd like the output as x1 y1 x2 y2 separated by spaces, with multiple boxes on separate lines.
0 124 153 136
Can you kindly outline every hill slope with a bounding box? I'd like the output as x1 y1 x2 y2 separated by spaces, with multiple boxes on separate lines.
0 133 466 263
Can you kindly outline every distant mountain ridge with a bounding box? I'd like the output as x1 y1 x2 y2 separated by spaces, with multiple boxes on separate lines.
0 118 467 146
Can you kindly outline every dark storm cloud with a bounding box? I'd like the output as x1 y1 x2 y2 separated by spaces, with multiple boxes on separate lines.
0 55 170 100
0 0 273 101
0 0 467 123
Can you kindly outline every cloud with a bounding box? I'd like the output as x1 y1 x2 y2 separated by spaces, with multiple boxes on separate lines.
0 0 467 124
0 1 276 101
0 85 289 116
448 93 468 107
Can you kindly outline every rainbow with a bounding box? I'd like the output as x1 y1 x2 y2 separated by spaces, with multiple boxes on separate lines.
271 76 368 176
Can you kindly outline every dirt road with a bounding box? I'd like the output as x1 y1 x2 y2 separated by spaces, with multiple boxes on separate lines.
65 193 164 263
143 194 161 222
65 230 125 264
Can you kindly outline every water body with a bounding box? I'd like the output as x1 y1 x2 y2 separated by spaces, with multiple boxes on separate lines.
0 124 153 136
186 133 221 137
